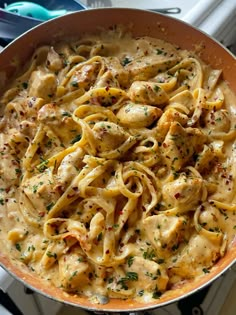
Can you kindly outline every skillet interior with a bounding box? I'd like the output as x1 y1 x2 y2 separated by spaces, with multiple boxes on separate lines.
0 8 235 312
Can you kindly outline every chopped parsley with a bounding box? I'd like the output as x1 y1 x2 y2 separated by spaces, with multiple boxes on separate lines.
171 244 179 251
70 80 79 87
117 272 138 290
156 49 164 55
138 290 144 296
15 243 21 252
127 256 134 267
38 158 49 173
97 232 103 241
15 168 22 175
62 111 72 117
46 251 57 259
153 85 160 92
22 82 28 89
46 202 55 211
143 248 156 260
122 57 132 66
70 134 81 144
152 288 162 299
69 270 78 281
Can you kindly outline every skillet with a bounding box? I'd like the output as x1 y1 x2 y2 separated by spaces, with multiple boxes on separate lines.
0 8 235 312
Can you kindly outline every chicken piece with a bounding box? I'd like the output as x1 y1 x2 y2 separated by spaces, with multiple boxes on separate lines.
168 233 221 279
198 203 225 232
37 103 63 123
59 251 92 292
128 81 169 107
143 214 189 258
195 144 215 172
41 241 66 269
5 97 45 133
69 63 100 90
157 108 188 139
162 173 203 210
93 121 128 152
108 256 168 295
116 102 162 128
19 120 37 138
95 70 120 88
106 57 129 87
57 148 84 185
10 97 45 121
122 256 169 293
22 168 60 214
161 122 206 171
126 55 179 81
46 47 63 72
20 234 46 265
38 103 81 148
27 96 45 113
28 69 57 101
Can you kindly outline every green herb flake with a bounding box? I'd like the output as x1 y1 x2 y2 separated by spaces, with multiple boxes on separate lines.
152 289 162 299
15 243 21 252
46 202 55 211
127 256 134 267
125 272 138 281
156 49 164 55
32 185 38 194
138 290 144 296
143 248 156 260
70 134 81 144
62 112 72 117
154 85 160 92
122 57 132 66
22 82 28 89
46 251 57 259
97 232 103 241
38 158 49 173
15 168 22 175
69 271 78 281
171 244 179 251
70 80 79 88
117 271 138 290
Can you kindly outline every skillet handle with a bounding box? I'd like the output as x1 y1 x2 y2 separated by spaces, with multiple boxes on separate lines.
150 7 181 14
94 312 150 315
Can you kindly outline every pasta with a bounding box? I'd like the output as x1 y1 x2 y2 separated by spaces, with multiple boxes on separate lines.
0 26 236 303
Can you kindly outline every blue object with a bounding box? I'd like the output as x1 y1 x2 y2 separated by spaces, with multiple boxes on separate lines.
5 2 69 20
0 0 87 40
